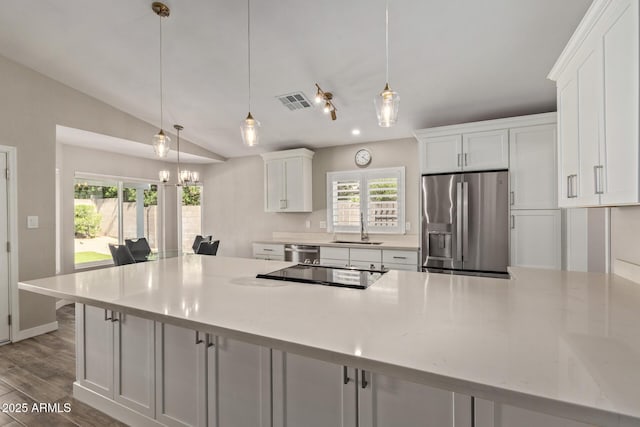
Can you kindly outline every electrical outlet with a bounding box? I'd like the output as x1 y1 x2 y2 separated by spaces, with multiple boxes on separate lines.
405 222 411 231
305 220 311 229
27 216 39 229
319 221 327 229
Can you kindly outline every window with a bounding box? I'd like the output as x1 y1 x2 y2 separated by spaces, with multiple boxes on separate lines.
74 175 160 268
327 167 405 234
178 185 203 253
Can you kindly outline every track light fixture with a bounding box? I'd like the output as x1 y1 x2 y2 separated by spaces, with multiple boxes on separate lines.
314 83 337 121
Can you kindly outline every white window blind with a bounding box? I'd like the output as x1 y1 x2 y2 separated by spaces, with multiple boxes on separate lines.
327 167 405 234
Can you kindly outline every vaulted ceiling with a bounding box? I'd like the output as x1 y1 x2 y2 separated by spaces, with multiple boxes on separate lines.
0 0 592 158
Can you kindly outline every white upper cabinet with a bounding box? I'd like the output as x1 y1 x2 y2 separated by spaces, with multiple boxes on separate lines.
415 113 555 176
462 129 509 172
261 148 314 212
509 124 557 209
549 0 639 207
418 134 462 173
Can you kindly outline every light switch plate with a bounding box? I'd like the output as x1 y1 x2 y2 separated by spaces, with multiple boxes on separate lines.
305 220 311 229
27 216 39 229
319 221 327 229
406 222 411 231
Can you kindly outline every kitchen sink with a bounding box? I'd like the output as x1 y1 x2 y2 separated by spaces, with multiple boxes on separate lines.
330 240 383 245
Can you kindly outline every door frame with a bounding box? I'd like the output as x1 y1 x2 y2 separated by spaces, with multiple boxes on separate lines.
0 145 19 343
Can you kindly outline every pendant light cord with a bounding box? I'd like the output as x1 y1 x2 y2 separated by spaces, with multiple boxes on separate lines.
385 0 389 84
159 16 164 130
247 0 252 113
176 128 181 178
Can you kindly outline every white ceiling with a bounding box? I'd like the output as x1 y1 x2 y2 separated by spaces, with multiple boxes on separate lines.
0 0 592 158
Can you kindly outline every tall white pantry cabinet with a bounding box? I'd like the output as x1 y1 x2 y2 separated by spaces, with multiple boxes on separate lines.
548 0 639 208
415 113 561 270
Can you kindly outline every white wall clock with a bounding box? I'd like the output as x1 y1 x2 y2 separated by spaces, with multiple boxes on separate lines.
355 148 372 167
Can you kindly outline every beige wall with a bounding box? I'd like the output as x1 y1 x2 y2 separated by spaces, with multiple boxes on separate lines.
202 138 419 258
610 206 640 271
0 53 213 331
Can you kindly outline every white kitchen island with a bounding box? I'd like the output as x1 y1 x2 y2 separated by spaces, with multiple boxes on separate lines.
19 256 640 427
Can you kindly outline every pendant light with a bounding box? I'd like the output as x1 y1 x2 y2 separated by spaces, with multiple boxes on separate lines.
240 0 260 147
374 0 400 128
152 2 171 157
159 125 200 185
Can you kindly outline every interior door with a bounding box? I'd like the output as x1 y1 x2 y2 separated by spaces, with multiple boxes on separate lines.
0 152 9 343
463 171 509 273
421 173 463 271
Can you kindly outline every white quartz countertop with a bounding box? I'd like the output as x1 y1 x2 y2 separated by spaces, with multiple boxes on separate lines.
19 256 640 426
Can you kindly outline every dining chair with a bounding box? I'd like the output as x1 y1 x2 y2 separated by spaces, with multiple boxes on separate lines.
192 235 212 253
108 244 137 266
196 240 219 256
125 237 152 262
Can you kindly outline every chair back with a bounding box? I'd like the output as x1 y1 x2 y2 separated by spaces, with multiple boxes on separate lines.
196 240 220 256
108 244 136 266
125 237 152 262
192 235 212 253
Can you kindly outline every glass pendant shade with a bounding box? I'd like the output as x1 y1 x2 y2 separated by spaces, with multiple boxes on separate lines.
190 171 200 183
375 83 400 128
240 112 260 147
179 170 192 185
159 170 170 183
152 130 171 158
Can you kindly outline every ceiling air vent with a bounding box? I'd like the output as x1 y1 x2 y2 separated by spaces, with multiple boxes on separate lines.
276 92 312 111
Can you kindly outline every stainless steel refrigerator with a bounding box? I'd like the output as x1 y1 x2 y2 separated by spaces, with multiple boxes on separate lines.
421 170 510 278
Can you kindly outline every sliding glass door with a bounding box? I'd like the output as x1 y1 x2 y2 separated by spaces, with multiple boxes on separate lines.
74 176 161 268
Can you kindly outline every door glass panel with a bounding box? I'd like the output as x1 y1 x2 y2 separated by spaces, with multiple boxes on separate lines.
74 179 119 267
181 186 202 252
122 183 158 251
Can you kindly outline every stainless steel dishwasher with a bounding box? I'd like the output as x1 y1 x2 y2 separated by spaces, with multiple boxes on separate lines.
284 244 320 264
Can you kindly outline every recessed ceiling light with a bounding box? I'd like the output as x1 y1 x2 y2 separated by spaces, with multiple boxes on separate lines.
351 129 361 136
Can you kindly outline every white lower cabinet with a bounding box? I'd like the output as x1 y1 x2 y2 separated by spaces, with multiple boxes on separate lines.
510 210 561 270
155 323 207 427
475 399 596 427
272 351 355 427
76 304 155 417
271 351 471 427
359 371 471 427
208 336 271 427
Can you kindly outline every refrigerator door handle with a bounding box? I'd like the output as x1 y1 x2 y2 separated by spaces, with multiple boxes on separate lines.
456 182 463 262
462 181 469 262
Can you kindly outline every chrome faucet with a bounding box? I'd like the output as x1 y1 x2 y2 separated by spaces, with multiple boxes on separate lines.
360 212 369 242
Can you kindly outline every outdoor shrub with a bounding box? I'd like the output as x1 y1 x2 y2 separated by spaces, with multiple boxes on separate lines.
75 204 102 238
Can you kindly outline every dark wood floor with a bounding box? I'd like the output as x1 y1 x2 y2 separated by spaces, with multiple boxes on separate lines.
0 305 127 426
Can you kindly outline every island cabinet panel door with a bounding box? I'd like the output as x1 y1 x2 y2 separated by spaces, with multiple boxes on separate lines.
76 304 114 398
155 323 207 427
113 313 155 418
358 371 468 427
474 399 597 427
209 336 271 427
271 351 356 427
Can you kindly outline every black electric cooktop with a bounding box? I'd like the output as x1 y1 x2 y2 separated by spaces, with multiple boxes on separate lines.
256 264 386 289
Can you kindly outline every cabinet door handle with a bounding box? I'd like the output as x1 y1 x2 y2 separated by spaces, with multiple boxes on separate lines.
104 309 112 322
343 366 350 385
195 331 203 345
594 165 604 194
510 191 515 206
206 333 215 348
393 256 407 260
263 248 274 252
361 370 369 389
464 153 468 166
457 153 461 167
511 215 515 229
566 175 572 198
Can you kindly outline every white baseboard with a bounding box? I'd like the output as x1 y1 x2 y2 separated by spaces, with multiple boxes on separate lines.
56 299 74 310
13 321 58 342
73 383 164 427
613 259 640 285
